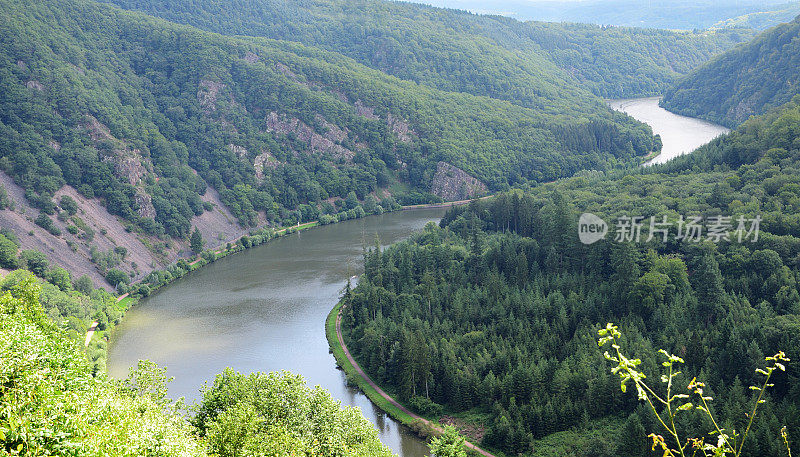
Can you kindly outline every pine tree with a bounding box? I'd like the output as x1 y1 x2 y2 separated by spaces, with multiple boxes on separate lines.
190 227 204 254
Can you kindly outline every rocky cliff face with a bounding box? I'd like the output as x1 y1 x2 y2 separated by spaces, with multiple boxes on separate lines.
83 115 157 219
430 162 488 201
265 111 356 161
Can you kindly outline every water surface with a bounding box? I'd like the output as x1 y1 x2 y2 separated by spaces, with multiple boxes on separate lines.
608 96 730 165
109 98 727 456
108 208 446 457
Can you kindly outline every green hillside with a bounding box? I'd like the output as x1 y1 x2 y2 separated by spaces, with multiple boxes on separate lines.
417 0 799 31
0 0 664 245
662 15 800 127
342 96 800 456
712 3 800 30
101 0 750 99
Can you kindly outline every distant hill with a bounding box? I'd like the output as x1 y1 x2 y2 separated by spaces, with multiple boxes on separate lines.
712 3 800 30
413 0 800 31
100 0 750 100
661 15 800 127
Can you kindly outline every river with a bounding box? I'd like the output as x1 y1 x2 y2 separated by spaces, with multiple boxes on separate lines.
108 97 726 456
108 208 446 456
608 96 730 165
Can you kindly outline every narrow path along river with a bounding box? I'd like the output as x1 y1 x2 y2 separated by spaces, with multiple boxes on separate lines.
108 207 446 457
608 96 730 165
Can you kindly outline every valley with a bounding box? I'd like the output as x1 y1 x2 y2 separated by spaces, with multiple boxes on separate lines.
1 0 799 456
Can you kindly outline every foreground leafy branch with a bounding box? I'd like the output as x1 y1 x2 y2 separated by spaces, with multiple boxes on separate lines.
598 323 791 457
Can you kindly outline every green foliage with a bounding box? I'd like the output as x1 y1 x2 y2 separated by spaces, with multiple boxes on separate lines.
105 268 129 288
45 267 72 292
189 227 203 254
19 250 48 276
34 213 60 236
59 195 78 216
193 369 394 457
89 247 122 275
0 277 203 455
72 275 94 295
0 233 18 269
428 425 467 457
600 323 792 457
662 15 800 127
0 184 10 210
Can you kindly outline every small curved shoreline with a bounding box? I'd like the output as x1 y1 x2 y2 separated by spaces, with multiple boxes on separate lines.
112 198 477 302
96 199 478 362
326 300 498 457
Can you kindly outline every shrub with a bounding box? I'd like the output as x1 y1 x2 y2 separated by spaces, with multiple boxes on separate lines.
408 395 444 418
19 250 49 276
35 213 61 236
59 195 78 216
106 269 129 288
0 233 18 268
194 370 394 457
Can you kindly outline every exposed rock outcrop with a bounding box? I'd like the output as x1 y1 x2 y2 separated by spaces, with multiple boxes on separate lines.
254 151 279 179
83 115 156 219
198 79 225 113
387 113 414 144
354 100 379 120
26 80 44 91
354 101 415 143
265 112 355 161
315 114 348 143
228 144 248 159
244 51 260 63
430 162 488 201
133 191 156 219
84 115 113 142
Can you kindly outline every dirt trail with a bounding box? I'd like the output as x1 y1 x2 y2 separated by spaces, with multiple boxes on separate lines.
84 321 98 347
401 195 492 210
335 306 497 457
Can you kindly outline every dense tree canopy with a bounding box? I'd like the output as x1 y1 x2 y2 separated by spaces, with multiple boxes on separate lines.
343 96 800 456
193 370 394 457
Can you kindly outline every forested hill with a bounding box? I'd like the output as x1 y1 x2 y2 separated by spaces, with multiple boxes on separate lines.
0 0 664 285
662 15 800 127
341 96 800 456
100 0 750 99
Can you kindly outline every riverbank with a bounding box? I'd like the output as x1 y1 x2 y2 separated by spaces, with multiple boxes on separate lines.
98 199 477 367
326 300 500 457
401 195 492 210
112 198 476 304
87 221 322 361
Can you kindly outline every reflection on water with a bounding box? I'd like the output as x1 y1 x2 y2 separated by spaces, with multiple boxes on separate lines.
608 97 730 165
108 208 445 457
